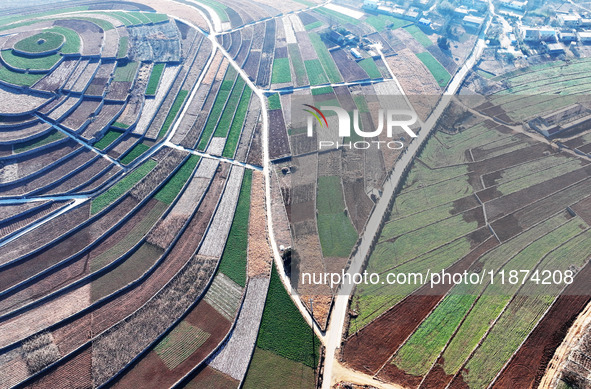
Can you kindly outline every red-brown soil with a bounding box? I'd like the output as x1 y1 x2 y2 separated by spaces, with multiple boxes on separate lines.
0 199 160 314
571 194 591 226
491 261 591 389
27 346 92 389
341 237 498 375
112 301 232 389
0 197 136 294
0 201 91 267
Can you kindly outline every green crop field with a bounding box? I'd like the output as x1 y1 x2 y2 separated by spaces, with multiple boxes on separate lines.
271 57 291 84
120 142 150 165
91 159 157 214
308 32 342 83
146 63 165 95
364 14 407 31
49 26 80 54
113 121 129 129
268 93 281 110
0 63 43 86
13 130 64 153
213 77 246 137
223 87 252 158
154 322 210 369
14 32 64 53
143 12 169 23
91 242 163 302
195 0 229 22
158 89 189 139
0 49 61 71
372 212 478 271
117 36 129 59
243 348 315 389
358 58 382 79
217 169 252 287
197 68 237 150
256 264 320 367
316 176 358 258
394 216 581 377
416 51 451 87
404 25 433 48
305 21 323 30
114 61 139 82
154 155 200 204
304 59 328 86
288 44 307 86
94 129 124 150
90 201 167 272
393 293 477 376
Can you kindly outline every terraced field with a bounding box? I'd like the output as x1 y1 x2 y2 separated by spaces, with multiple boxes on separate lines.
343 60 591 389
0 2 270 388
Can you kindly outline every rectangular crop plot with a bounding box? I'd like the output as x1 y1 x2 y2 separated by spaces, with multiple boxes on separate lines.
154 322 210 370
271 57 291 84
304 59 328 86
308 32 342 83
416 52 451 88
316 176 358 258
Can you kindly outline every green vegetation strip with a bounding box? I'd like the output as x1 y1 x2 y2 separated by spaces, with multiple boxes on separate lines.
213 77 246 137
14 32 64 53
416 52 451 88
268 93 281 110
271 57 291 84
94 129 124 150
316 176 358 258
143 12 169 23
145 63 165 95
49 26 81 54
358 58 382 79
117 36 128 59
114 61 139 82
365 14 407 31
90 201 167 272
288 44 307 86
120 142 150 165
1 49 61 71
305 21 323 30
197 68 237 150
154 321 210 369
158 89 189 139
13 130 64 153
0 6 88 29
223 87 252 158
243 348 315 389
308 32 343 83
91 159 157 214
404 25 433 48
154 155 200 204
0 63 43 86
257 263 320 367
304 59 328 86
217 169 252 287
113 121 129 129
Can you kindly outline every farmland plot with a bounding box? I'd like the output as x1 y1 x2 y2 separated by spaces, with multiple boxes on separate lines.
199 166 244 258
133 64 180 136
209 277 270 380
